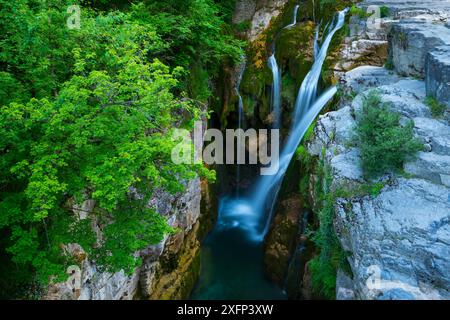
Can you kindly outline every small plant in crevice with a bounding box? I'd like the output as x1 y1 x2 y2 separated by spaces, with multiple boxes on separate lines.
234 20 251 33
398 32 408 49
308 156 350 300
380 5 391 18
356 91 423 179
384 57 394 70
425 96 447 118
349 5 370 19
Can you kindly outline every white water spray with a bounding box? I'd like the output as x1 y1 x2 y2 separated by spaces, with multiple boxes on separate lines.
218 9 347 242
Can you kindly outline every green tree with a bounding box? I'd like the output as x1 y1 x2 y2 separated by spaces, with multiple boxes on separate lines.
0 0 233 297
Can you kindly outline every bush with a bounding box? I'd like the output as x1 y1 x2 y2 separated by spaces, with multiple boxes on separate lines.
356 91 422 178
309 159 349 300
234 20 251 33
425 96 447 118
380 5 391 18
349 5 369 19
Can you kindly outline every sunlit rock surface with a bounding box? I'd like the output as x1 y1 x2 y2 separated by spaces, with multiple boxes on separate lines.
308 0 450 298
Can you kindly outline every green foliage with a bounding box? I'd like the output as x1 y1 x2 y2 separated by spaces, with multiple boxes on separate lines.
356 91 422 178
281 73 297 107
335 181 386 199
0 0 237 295
380 5 391 18
425 96 447 118
309 161 348 300
349 5 369 19
234 20 252 33
384 58 394 70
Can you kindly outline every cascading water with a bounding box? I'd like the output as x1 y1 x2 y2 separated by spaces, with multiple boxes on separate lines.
269 5 300 129
293 9 347 122
235 59 246 195
252 87 337 240
284 5 300 29
253 8 347 240
314 23 321 60
191 9 347 300
268 54 282 129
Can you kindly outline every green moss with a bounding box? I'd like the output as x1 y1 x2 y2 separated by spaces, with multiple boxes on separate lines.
276 22 315 85
319 0 354 22
335 181 386 199
398 32 408 49
242 95 255 117
177 249 201 299
349 5 370 19
281 73 297 107
384 57 394 70
234 19 251 33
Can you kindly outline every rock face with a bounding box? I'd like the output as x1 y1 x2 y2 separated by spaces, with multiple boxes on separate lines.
264 196 303 285
45 178 208 300
306 2 450 300
389 22 450 78
308 65 450 300
426 45 450 107
334 12 389 75
233 0 289 41
336 178 450 300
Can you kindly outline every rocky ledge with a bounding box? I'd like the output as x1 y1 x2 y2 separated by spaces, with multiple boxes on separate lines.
44 178 210 300
307 1 450 300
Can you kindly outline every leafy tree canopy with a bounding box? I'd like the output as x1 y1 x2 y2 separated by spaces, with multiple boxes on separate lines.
0 0 240 297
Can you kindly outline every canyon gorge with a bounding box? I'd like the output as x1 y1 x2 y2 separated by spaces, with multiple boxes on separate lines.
13 0 449 300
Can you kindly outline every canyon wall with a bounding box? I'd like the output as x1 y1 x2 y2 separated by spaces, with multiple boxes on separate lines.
306 1 450 300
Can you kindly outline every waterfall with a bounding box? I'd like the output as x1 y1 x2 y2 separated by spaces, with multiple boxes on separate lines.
217 9 347 241
269 5 301 129
284 5 300 29
293 9 347 122
313 24 320 60
253 87 337 239
236 59 246 196
268 54 282 128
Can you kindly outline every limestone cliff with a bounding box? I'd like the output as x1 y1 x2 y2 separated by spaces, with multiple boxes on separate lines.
306 1 450 300
44 177 212 300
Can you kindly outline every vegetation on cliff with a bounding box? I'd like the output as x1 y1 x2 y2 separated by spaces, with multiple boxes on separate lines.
356 91 423 178
0 0 241 298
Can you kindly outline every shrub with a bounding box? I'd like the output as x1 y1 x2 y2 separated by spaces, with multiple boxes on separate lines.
356 91 422 178
349 5 369 19
425 96 447 118
234 20 251 33
380 5 391 18
384 58 394 70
